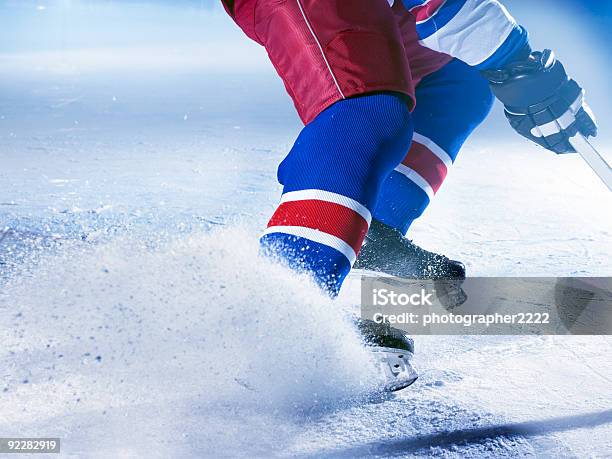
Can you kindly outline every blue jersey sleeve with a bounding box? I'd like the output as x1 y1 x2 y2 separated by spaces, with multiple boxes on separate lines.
401 0 530 70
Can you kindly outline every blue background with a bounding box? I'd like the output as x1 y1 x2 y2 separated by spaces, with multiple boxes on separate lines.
0 0 610 142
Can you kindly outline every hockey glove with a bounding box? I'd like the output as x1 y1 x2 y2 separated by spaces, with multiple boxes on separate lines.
483 49 597 154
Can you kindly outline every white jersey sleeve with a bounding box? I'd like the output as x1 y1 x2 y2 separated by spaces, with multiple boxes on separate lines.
401 0 529 69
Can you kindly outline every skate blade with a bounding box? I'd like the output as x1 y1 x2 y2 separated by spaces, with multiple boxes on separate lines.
369 347 418 392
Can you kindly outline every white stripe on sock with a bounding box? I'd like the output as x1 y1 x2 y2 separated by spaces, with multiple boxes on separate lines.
394 164 435 200
262 225 357 265
412 132 453 169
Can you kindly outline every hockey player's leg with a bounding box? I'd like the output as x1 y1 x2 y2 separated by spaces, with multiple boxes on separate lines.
355 59 495 279
224 0 420 389
377 59 495 233
261 92 413 295
222 0 417 293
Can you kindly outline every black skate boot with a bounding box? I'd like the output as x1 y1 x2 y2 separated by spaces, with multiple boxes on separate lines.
354 219 468 308
354 219 465 279
356 318 418 392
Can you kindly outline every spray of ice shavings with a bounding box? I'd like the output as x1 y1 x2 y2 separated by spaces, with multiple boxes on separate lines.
0 225 382 456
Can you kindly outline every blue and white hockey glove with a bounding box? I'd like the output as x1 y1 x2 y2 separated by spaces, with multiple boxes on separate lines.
483 49 597 154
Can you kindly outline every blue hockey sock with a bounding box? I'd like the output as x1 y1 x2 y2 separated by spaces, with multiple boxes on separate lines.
261 92 413 295
374 59 494 234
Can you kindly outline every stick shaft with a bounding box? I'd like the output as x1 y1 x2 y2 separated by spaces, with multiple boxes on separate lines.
570 134 612 192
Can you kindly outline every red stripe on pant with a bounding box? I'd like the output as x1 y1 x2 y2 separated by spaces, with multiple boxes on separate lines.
267 199 369 255
402 141 448 193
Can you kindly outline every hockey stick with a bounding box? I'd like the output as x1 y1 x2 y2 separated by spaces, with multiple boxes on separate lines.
569 133 612 192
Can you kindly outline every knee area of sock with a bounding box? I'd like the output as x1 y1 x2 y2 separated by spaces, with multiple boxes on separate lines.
369 94 414 173
456 75 495 125
335 93 414 172
343 92 413 147
473 83 495 123
277 93 413 188
443 59 495 124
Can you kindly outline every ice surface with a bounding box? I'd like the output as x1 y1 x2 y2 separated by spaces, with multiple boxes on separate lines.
1 2 611 457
